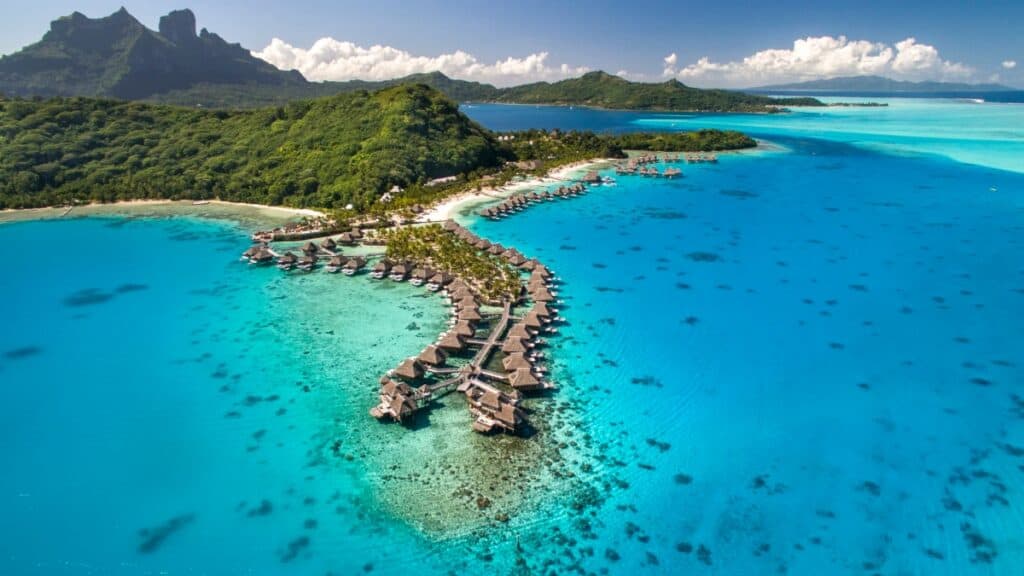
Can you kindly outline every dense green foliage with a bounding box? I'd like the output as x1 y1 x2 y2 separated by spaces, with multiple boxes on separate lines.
0 85 504 209
610 130 757 151
495 71 823 112
384 224 521 303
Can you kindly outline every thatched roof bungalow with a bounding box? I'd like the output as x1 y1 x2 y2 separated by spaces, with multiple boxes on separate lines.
394 358 425 381
417 345 448 367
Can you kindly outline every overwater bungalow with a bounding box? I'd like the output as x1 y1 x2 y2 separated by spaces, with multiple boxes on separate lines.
475 238 493 251
248 246 275 265
452 320 476 337
409 267 434 287
371 259 392 279
297 254 318 271
502 336 529 354
338 232 356 245
241 244 263 261
531 301 554 320
488 244 505 256
522 310 546 329
509 367 545 391
664 167 682 178
456 295 479 310
502 352 533 371
507 323 535 341
459 306 483 323
390 262 410 282
394 358 425 381
343 256 365 275
467 384 524 434
301 241 319 255
426 272 452 292
371 379 420 422
326 255 347 273
438 332 467 352
417 344 448 367
277 252 298 271
321 237 338 252
582 171 602 184
505 252 527 267
532 287 555 302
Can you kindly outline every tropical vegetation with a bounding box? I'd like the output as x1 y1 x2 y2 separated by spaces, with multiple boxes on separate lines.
0 85 503 210
383 224 521 303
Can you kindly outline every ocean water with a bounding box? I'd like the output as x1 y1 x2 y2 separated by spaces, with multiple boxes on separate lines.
1 99 1022 574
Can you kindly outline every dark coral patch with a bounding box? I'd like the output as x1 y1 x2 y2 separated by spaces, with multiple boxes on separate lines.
138 514 196 554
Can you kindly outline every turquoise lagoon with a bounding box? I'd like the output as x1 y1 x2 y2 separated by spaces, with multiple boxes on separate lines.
1 98 1023 574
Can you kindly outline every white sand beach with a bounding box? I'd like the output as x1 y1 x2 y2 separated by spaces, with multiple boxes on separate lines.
417 158 614 223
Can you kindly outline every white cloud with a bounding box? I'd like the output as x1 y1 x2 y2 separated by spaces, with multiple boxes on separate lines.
1003 60 1017 69
671 36 974 88
253 38 588 86
662 52 678 77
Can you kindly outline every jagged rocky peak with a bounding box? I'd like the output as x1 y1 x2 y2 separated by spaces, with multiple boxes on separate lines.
159 9 197 44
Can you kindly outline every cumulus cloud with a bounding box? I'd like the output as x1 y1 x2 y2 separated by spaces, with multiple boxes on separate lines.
253 38 588 86
670 36 974 88
1003 60 1017 69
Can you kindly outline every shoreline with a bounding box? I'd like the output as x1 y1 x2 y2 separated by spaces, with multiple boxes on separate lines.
416 158 615 223
0 199 324 225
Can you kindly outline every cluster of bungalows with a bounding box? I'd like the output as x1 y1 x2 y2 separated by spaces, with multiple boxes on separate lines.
240 231 369 275
369 220 566 435
615 154 686 178
478 183 588 221
684 153 719 163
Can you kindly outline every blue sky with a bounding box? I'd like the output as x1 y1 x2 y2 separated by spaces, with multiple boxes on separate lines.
2 0 1021 87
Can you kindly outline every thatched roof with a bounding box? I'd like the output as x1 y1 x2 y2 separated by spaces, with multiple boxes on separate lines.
522 310 544 328
381 379 414 398
501 337 528 354
459 307 483 322
442 220 460 231
456 295 478 309
343 257 365 269
531 302 552 317
372 260 392 272
278 252 298 264
532 288 555 302
479 389 502 410
502 353 532 371
507 323 533 340
452 320 475 337
495 402 522 427
509 367 539 388
438 332 466 351
394 358 424 380
389 394 417 421
328 255 347 267
302 241 318 253
417 345 447 366
321 237 337 249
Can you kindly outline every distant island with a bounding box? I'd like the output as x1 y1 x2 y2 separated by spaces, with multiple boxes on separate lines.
0 86 756 211
0 7 825 112
751 75 1016 94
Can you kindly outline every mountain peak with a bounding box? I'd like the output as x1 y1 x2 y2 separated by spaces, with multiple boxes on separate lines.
159 9 197 45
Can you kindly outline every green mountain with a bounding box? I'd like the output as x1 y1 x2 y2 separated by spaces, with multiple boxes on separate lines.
0 84 503 210
753 75 1015 93
495 71 822 112
1 8 822 111
0 8 305 100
